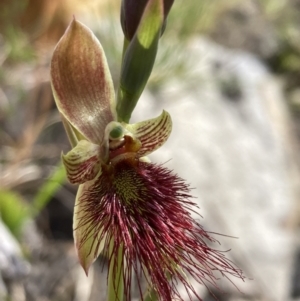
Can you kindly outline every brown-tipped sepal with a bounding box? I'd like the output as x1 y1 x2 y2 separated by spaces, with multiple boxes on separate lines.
124 110 172 157
51 18 117 144
62 140 101 184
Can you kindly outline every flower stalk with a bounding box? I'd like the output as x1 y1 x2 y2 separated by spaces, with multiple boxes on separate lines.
108 242 124 301
117 0 164 122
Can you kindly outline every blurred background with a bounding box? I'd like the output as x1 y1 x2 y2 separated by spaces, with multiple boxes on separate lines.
1 0 300 300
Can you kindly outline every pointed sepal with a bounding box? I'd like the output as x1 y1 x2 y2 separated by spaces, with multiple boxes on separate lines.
51 18 117 144
124 110 172 157
73 182 105 275
62 140 101 184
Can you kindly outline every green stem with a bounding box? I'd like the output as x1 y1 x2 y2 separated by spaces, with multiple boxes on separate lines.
116 89 131 123
143 288 158 301
117 38 131 123
107 241 124 301
121 38 130 63
143 270 173 301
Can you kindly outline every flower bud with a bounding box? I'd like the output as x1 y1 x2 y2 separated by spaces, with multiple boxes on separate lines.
117 0 164 122
121 0 174 41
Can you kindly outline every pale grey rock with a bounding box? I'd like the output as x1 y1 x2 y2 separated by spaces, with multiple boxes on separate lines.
210 0 278 59
0 219 30 299
132 38 297 301
0 275 7 300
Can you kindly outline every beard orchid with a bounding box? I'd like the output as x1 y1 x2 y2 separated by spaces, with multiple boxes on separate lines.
50 17 244 301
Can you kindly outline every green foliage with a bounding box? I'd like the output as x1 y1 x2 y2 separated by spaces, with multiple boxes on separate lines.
31 163 66 216
0 164 66 238
0 0 35 63
168 0 240 39
0 189 29 237
5 26 35 63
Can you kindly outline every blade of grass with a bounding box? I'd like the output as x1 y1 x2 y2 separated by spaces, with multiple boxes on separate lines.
0 189 29 238
31 162 66 216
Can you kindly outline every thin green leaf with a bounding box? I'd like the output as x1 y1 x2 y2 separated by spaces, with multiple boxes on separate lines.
31 163 66 216
0 189 29 238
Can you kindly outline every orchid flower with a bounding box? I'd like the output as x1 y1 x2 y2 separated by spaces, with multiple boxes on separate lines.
50 16 244 301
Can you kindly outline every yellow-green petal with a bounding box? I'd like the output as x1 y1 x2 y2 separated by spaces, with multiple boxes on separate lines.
51 18 117 144
124 110 172 157
62 140 101 184
73 182 105 275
